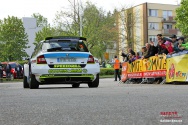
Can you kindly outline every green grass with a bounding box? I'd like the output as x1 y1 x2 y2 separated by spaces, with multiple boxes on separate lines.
100 75 114 78
0 78 22 83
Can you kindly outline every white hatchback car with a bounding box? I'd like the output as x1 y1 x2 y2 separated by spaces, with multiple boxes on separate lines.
23 36 100 89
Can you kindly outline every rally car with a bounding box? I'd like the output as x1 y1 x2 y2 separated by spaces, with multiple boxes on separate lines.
23 36 100 89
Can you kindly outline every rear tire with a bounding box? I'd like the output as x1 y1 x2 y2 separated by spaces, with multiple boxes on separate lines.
88 74 99 88
29 74 39 89
72 83 80 88
23 76 29 88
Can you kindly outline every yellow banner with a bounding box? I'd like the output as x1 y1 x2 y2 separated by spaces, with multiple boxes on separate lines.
127 55 166 73
166 54 188 82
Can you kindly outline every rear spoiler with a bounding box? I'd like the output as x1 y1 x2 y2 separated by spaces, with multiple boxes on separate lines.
45 36 86 41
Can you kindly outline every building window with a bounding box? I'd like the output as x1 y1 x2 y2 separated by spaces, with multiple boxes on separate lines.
163 24 173 29
149 9 158 17
148 23 159 29
149 36 158 46
163 10 172 19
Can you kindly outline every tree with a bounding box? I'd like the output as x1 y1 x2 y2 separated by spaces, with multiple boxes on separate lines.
176 0 188 37
117 5 142 53
0 16 29 61
35 25 62 44
53 1 118 60
31 13 48 27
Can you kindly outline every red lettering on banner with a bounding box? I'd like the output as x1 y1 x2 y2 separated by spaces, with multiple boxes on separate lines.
143 70 166 77
127 72 143 78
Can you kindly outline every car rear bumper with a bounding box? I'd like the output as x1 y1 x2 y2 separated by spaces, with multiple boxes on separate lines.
36 74 95 84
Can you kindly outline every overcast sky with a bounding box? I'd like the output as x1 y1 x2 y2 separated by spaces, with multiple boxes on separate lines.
0 0 181 24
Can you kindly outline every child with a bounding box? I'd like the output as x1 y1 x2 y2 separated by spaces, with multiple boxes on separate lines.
164 41 174 55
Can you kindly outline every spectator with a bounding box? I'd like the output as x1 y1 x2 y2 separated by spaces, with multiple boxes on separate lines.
128 48 136 56
102 61 106 68
135 52 141 59
5 62 11 81
113 55 121 81
150 41 158 54
16 63 22 78
128 53 137 63
121 50 128 62
178 37 187 51
157 34 163 40
0 62 2 82
141 46 147 57
164 41 174 55
157 34 172 42
156 38 168 55
143 43 155 59
169 34 179 53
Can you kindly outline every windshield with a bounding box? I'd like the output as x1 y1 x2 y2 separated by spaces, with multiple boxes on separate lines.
42 40 89 52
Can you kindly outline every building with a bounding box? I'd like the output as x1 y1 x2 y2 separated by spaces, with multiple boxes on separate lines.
22 17 42 57
118 3 182 61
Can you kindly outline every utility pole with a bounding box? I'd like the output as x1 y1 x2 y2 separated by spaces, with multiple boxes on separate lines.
79 0 83 37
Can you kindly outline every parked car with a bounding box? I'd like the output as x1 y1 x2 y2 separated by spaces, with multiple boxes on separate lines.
1 62 23 80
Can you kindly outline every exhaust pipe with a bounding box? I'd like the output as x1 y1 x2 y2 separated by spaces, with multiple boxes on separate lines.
65 77 71 82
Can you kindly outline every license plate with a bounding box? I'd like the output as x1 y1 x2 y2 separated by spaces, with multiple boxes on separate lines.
57 57 76 62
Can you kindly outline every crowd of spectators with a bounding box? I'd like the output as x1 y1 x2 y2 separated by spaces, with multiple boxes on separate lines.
121 34 187 63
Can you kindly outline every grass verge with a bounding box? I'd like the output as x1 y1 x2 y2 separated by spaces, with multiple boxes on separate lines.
0 78 22 83
100 75 114 78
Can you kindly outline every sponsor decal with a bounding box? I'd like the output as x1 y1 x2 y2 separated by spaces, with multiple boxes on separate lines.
54 64 81 68
48 68 87 73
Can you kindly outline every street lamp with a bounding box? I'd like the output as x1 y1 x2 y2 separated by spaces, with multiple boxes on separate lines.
79 0 83 37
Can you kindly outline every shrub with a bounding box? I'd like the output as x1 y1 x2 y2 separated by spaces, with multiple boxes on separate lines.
100 68 122 76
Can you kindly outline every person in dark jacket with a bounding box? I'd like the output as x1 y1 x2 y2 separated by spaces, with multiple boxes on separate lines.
5 62 11 81
16 63 22 79
157 34 172 42
156 38 168 55
0 62 3 82
121 50 128 62
128 48 136 56
143 43 156 59
141 46 147 57
170 34 179 53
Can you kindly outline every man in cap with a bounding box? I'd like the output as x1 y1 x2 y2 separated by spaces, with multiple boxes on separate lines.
157 34 172 42
169 34 179 53
178 37 188 50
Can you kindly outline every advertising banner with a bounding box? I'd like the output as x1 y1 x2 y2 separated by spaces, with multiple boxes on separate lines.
125 55 166 78
166 54 188 82
121 62 128 82
142 55 166 78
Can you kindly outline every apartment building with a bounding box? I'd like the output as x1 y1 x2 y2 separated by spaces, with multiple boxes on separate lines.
118 3 181 61
22 17 42 57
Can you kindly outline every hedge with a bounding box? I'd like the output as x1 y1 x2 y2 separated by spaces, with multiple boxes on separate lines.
100 68 122 76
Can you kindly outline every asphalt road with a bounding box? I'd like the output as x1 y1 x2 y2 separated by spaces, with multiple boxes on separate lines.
0 78 187 125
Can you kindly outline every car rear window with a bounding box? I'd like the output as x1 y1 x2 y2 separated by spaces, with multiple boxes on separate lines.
43 40 89 52
10 63 16 68
2 63 16 68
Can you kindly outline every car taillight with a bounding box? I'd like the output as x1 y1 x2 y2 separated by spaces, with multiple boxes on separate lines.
11 68 15 72
87 55 95 63
37 55 47 64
